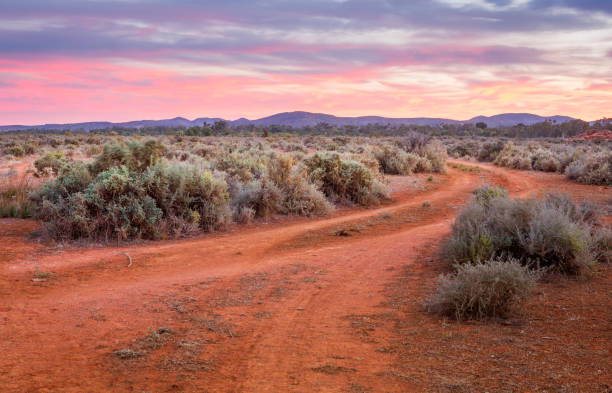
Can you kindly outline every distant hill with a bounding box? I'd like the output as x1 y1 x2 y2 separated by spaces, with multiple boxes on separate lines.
466 113 575 127
0 111 577 132
248 111 459 127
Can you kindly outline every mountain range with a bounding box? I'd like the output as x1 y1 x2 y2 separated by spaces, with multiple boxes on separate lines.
0 112 577 132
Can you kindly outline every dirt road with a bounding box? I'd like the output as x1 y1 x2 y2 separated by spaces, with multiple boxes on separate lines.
1 162 610 392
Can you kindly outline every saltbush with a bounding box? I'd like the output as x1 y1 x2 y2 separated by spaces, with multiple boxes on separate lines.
89 139 167 175
230 155 332 220
428 258 539 320
442 187 603 275
373 147 418 175
477 140 504 162
34 152 66 177
31 149 230 240
304 153 388 206
565 152 612 186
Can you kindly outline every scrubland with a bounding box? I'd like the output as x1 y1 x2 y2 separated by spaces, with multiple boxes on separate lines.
1 133 446 240
1 131 610 392
447 137 612 185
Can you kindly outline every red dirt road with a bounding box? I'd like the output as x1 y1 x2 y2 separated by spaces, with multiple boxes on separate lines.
1 162 610 392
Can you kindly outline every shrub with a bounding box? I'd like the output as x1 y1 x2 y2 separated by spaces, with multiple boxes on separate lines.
304 153 388 206
31 158 231 240
6 145 25 158
373 147 418 175
89 139 166 175
531 149 560 172
422 140 448 173
231 155 332 219
471 184 507 206
442 188 600 275
494 143 532 170
214 152 265 181
398 132 431 155
281 174 332 216
0 172 34 219
428 258 539 320
565 152 612 186
477 140 504 162
591 226 612 264
517 205 593 274
447 140 479 159
141 163 231 233
82 166 163 240
231 178 284 219
23 143 37 155
34 152 66 177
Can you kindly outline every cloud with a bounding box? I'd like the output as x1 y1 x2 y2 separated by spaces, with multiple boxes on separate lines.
0 0 610 123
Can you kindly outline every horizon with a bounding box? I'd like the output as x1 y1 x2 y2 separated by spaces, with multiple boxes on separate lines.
0 110 598 128
1 1 611 124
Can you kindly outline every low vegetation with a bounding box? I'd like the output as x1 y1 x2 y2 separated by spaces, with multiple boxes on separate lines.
0 169 34 218
443 185 606 275
0 134 447 241
431 185 610 320
428 257 539 320
447 138 612 185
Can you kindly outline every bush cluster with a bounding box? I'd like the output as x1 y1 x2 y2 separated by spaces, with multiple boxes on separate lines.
30 138 399 240
430 186 609 320
442 185 606 275
565 152 612 186
31 141 230 240
0 174 34 218
373 136 447 175
427 258 539 320
230 155 332 223
304 153 388 206
446 137 611 186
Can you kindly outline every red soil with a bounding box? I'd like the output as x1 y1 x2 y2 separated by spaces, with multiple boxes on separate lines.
0 162 610 392
567 129 612 141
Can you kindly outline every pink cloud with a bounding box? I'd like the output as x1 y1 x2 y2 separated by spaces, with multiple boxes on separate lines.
1 56 610 125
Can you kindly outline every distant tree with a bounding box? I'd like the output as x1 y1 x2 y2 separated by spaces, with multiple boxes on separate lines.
476 122 488 129
212 120 228 134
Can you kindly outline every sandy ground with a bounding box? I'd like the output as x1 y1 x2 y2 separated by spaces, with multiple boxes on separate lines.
0 161 610 392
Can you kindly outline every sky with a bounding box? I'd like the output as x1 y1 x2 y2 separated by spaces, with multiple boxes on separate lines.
1 0 611 125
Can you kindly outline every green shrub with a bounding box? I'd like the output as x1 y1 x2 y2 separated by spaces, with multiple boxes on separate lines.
471 184 507 206
428 258 539 320
477 140 504 162
442 188 601 275
565 152 612 186
141 163 230 233
373 146 418 175
494 143 532 170
89 139 166 175
231 155 332 219
422 140 448 173
34 152 66 177
531 149 560 172
23 143 37 155
6 145 25 158
214 152 265 181
304 153 388 206
231 178 284 220
0 178 35 219
31 158 230 240
447 140 480 159
591 226 612 264
398 133 431 155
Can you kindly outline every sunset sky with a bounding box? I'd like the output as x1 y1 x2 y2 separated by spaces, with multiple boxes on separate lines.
1 0 611 125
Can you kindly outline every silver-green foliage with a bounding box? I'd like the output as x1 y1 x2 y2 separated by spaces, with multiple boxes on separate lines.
428 258 539 320
442 186 604 275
